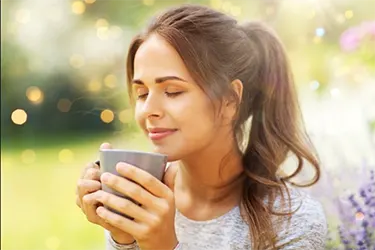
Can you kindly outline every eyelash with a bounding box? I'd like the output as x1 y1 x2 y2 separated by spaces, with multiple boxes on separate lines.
137 92 183 100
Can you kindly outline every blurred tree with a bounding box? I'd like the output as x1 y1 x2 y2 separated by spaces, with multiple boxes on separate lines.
2 0 374 141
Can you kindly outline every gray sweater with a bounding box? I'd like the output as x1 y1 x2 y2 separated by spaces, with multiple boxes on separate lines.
105 188 327 250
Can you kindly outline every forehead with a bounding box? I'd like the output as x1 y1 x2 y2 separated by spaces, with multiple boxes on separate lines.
133 34 193 81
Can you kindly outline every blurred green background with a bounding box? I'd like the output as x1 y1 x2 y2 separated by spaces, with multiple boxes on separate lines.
1 0 375 249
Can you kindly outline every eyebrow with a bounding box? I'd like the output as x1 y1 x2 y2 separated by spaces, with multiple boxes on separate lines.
132 76 187 85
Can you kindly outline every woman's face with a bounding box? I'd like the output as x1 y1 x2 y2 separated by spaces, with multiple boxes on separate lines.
132 34 230 161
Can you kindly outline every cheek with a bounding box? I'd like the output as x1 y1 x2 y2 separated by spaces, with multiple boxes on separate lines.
134 103 145 128
177 97 217 140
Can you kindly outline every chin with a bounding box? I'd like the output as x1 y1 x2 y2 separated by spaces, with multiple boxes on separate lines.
151 145 184 162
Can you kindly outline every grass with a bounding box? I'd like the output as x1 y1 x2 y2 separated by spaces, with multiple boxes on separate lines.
1 130 348 249
1 131 150 250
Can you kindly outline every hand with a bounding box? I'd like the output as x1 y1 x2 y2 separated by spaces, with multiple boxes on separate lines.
92 162 178 250
75 142 135 244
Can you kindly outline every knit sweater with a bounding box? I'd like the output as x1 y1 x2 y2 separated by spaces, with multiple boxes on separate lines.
105 188 327 250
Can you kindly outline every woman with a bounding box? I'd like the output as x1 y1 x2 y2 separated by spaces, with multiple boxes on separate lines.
75 4 327 250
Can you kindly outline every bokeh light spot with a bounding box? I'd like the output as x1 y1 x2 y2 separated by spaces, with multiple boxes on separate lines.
97 27 109 40
119 109 133 124
57 99 72 113
26 86 44 104
100 109 114 123
21 149 36 164
330 88 341 97
84 0 96 4
104 74 117 88
109 26 123 39
88 80 102 92
58 149 74 163
11 109 27 125
45 236 60 250
315 28 325 37
96 18 109 28
310 80 320 90
345 10 353 19
72 1 86 15
355 212 364 221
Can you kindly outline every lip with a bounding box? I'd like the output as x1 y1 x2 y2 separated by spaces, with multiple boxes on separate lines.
147 127 177 140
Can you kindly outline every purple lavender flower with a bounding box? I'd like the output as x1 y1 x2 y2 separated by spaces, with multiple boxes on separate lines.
326 167 375 249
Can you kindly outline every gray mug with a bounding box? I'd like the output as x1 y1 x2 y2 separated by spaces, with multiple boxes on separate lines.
99 149 168 218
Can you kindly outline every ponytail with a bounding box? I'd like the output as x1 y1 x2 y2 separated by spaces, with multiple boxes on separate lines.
236 22 321 249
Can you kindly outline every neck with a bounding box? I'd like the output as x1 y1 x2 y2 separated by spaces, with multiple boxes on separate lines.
175 136 245 206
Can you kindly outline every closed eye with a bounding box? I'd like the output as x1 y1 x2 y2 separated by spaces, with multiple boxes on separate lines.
136 91 184 100
165 91 183 98
137 93 148 100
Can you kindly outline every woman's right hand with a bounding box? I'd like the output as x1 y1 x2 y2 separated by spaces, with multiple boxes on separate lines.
75 142 135 244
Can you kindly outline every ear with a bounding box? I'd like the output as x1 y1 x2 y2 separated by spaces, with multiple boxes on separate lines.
231 79 243 104
221 79 243 122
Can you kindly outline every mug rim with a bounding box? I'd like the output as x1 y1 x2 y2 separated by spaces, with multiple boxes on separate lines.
99 149 167 158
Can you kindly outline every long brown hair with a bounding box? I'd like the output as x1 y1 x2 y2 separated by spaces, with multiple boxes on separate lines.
126 4 320 249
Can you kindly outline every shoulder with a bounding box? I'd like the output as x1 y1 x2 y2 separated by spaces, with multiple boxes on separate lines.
273 187 328 249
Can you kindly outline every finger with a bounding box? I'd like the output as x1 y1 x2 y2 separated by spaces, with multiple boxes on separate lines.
100 142 112 150
81 192 123 235
76 171 99 205
81 162 100 179
76 196 82 208
81 196 132 238
83 167 101 181
93 143 112 172
84 190 134 235
96 206 142 238
100 172 160 209
99 219 128 236
94 190 153 223
78 179 101 201
116 162 170 199
82 192 102 224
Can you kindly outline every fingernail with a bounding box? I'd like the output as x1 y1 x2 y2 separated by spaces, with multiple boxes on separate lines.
101 173 110 183
117 162 127 171
97 206 105 216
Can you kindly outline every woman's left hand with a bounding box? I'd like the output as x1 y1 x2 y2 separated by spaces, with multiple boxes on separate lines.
94 162 178 250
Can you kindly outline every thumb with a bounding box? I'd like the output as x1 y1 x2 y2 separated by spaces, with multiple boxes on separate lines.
100 142 112 150
94 143 112 169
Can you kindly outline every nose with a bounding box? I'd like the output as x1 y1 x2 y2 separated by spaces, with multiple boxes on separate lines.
140 92 163 120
